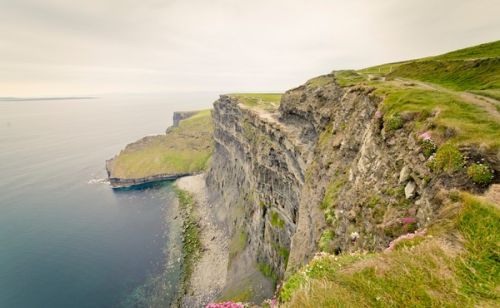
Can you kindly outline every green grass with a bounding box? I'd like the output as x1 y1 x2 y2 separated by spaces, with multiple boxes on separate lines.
305 74 336 88
218 286 254 303
431 144 464 174
334 70 367 86
360 40 500 76
469 89 500 101
174 187 202 299
108 109 213 179
229 229 248 262
376 85 500 150
269 211 285 229
280 193 500 307
429 40 500 61
387 58 500 91
258 262 278 286
229 93 282 111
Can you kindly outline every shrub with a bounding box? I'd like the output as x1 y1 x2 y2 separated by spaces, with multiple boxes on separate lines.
467 163 494 185
432 144 464 173
319 229 335 252
324 208 335 225
420 139 437 158
384 114 404 131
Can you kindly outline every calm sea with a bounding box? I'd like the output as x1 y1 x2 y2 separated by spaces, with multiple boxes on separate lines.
0 93 216 307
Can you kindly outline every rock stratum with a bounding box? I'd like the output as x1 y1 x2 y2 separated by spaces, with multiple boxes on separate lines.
109 41 500 307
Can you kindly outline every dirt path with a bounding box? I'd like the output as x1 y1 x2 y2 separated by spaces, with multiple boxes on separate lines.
177 174 229 307
394 78 500 121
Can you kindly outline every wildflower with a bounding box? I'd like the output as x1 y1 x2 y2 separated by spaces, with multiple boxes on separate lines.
206 301 244 308
419 131 432 140
401 217 416 225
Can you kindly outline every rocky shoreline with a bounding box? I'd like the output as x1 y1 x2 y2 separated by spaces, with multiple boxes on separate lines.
176 174 230 307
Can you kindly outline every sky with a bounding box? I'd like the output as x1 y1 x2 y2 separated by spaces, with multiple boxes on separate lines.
1 0 499 97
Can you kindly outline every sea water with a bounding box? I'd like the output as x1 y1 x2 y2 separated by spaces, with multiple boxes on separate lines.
0 93 215 307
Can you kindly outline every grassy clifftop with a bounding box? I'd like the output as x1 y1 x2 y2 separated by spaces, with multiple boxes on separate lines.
107 109 213 179
337 41 500 153
228 93 282 111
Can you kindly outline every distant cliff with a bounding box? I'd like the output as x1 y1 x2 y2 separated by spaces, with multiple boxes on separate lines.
106 109 213 188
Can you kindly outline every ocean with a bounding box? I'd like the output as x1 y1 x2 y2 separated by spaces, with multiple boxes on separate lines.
0 93 216 307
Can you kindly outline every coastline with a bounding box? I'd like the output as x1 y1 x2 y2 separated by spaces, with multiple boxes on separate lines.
176 174 229 307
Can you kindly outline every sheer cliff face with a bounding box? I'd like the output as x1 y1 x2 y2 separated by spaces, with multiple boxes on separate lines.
206 76 460 280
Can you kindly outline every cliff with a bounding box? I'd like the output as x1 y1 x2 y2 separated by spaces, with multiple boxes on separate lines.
107 41 499 306
106 109 213 188
204 41 499 305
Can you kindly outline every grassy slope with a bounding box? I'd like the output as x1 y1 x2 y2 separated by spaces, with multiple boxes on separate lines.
338 41 500 151
228 93 282 111
108 109 213 179
280 193 499 307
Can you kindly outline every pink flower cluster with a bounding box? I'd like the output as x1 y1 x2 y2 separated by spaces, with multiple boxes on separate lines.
401 217 416 225
206 302 244 308
386 228 426 252
419 131 432 141
375 110 383 119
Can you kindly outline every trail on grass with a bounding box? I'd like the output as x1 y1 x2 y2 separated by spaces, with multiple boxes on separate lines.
394 78 500 121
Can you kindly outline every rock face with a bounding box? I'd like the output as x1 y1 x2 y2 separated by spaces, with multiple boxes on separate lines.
172 111 199 127
206 94 313 282
205 75 486 294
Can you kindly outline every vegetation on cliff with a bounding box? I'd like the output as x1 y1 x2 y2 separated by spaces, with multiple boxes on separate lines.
107 109 213 179
280 192 499 307
278 40 500 307
174 187 202 302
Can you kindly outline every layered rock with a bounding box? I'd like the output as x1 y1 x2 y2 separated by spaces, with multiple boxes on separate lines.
206 74 495 296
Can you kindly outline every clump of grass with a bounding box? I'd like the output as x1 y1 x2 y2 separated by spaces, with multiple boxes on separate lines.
467 163 494 185
420 139 437 158
272 243 290 263
269 211 285 229
431 144 464 173
384 113 405 131
174 187 202 297
258 262 278 286
318 229 335 253
320 176 347 210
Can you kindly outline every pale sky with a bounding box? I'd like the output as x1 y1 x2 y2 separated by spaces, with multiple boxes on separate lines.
1 0 499 96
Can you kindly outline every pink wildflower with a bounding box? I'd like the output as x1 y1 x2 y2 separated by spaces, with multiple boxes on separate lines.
386 229 426 252
401 217 416 225
375 110 383 119
206 301 244 308
419 131 432 141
